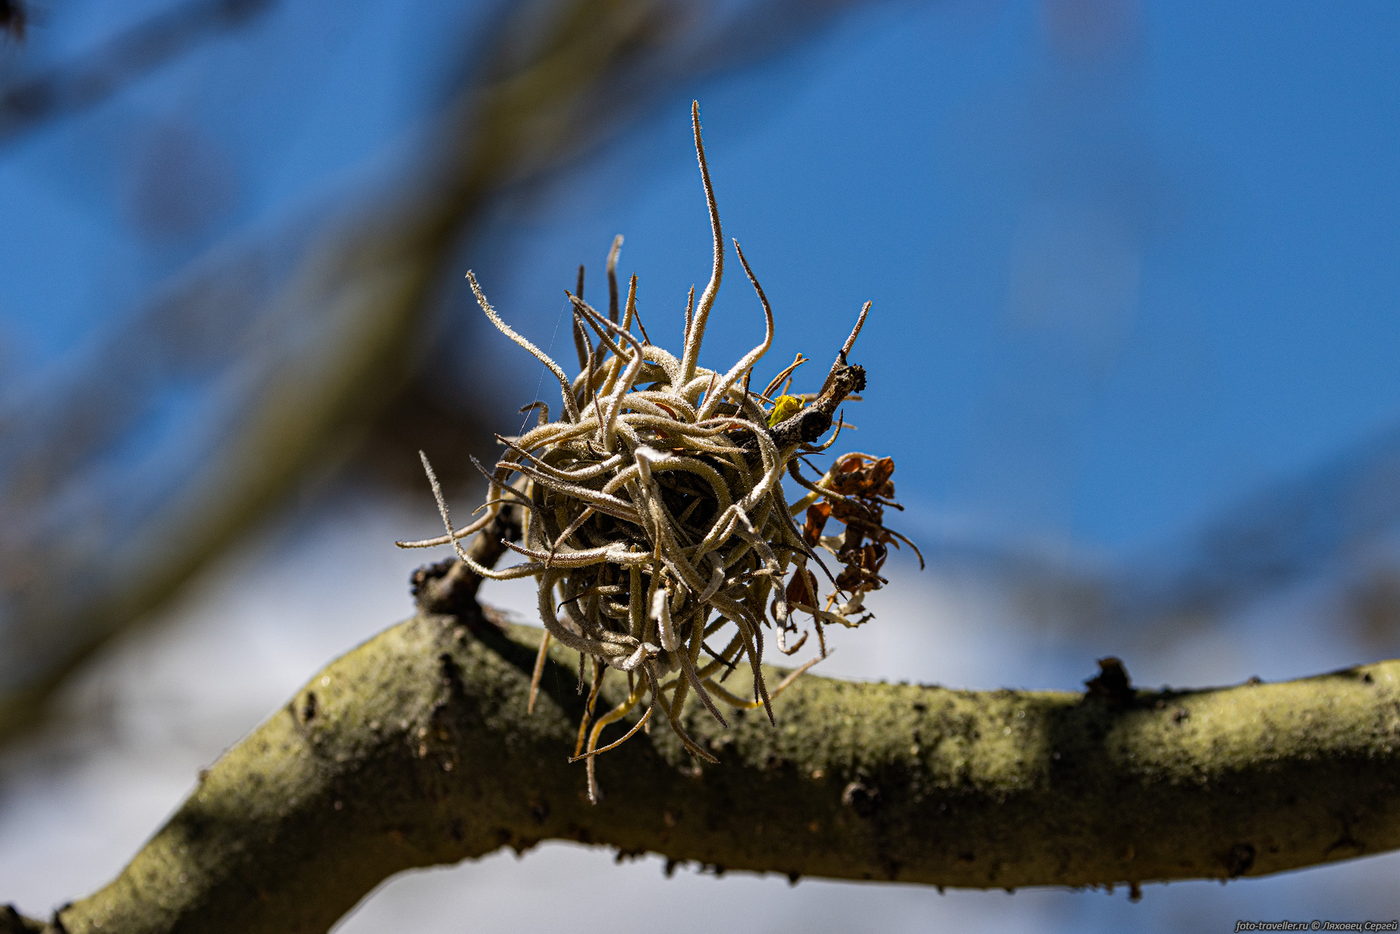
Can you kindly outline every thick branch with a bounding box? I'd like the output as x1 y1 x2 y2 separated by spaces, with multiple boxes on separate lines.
11 608 1400 933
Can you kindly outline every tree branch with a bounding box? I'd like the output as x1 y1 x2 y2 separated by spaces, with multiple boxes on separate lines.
0 0 275 146
7 603 1400 933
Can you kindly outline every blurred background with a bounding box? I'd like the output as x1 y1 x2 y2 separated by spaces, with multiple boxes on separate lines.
2 0 1399 930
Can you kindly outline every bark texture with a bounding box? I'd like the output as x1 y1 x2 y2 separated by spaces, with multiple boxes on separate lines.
9 604 1400 933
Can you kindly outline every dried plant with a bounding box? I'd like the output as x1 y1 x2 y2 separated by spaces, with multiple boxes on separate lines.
399 102 920 800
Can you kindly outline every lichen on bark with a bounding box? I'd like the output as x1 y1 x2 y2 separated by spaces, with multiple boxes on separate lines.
14 606 1400 934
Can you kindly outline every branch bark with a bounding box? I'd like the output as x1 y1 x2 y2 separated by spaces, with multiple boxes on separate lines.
7 601 1400 933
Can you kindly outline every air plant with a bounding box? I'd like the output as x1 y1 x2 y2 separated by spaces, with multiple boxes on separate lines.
399 102 920 801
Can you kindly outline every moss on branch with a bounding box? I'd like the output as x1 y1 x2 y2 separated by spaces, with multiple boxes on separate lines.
10 606 1400 933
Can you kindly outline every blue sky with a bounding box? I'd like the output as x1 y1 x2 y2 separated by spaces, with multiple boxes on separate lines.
2 0 1398 693
4 0 1397 565
462 1 1400 572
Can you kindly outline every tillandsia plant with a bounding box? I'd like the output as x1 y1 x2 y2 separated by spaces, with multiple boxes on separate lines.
399 102 921 801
